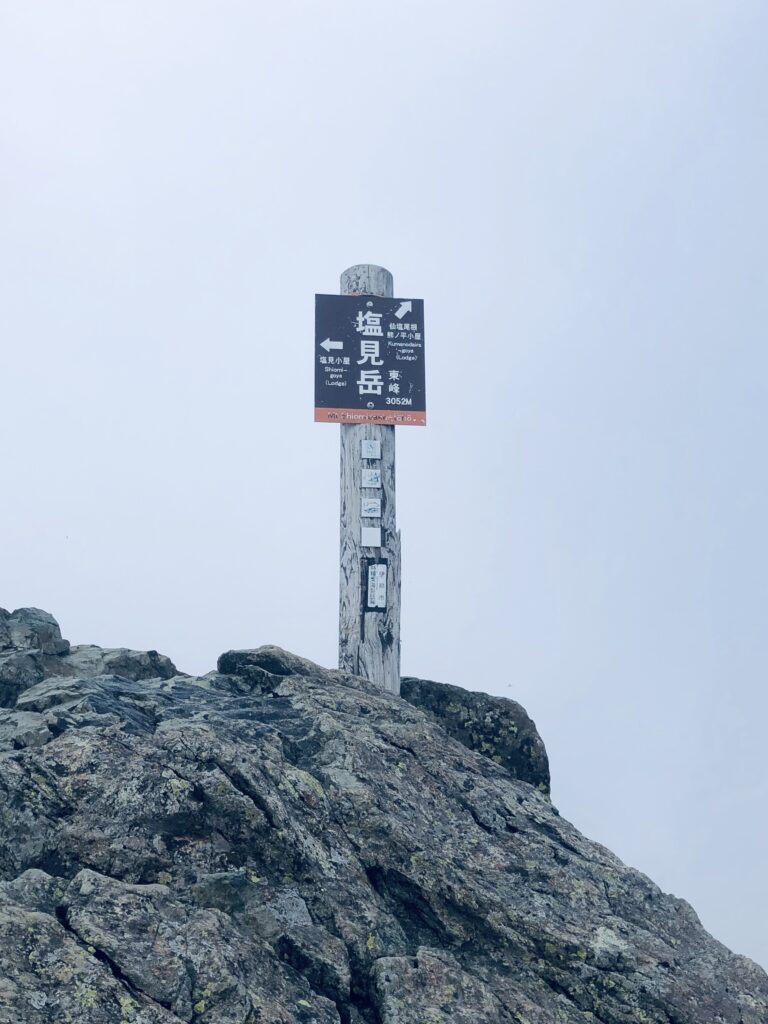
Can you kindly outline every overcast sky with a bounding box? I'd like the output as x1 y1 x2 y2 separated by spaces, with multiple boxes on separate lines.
2 0 767 970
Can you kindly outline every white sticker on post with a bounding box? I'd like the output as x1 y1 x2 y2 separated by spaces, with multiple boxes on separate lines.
362 468 382 488
361 497 382 518
361 439 381 460
361 526 382 548
367 564 387 609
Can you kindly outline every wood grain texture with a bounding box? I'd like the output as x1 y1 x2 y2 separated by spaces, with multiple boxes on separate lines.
338 265 401 694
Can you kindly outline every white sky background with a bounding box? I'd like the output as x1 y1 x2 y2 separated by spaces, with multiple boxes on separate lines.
2 0 767 968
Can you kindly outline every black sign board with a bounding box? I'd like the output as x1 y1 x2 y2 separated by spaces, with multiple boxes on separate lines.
314 294 426 425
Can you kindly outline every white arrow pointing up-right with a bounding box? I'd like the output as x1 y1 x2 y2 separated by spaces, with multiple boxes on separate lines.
395 300 412 319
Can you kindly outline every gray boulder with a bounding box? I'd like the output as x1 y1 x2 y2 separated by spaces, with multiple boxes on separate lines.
0 608 178 714
0 607 71 707
0 709 53 751
0 649 47 708
57 644 177 682
0 607 69 656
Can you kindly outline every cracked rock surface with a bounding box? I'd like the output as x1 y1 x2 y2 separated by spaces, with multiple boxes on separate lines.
0 607 766 1023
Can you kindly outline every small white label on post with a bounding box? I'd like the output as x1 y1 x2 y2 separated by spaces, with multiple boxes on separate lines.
361 526 382 548
362 468 382 488
361 497 382 518
361 439 381 460
367 564 387 609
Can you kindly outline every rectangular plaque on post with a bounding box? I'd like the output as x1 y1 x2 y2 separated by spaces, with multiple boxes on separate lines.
366 563 388 610
361 439 381 460
361 497 382 518
361 526 382 548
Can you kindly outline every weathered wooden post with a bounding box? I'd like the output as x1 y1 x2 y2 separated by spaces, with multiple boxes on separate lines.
338 266 400 692
314 265 426 694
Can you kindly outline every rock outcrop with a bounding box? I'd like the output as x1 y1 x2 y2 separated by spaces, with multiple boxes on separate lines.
0 607 766 1024
400 675 550 793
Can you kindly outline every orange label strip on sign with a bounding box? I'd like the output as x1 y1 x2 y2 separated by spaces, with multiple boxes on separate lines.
314 408 427 426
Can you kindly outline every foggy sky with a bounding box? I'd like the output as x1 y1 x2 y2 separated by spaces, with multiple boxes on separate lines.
2 2 767 968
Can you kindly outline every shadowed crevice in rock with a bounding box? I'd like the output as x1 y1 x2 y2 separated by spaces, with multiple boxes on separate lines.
54 904 155 1009
365 865 438 940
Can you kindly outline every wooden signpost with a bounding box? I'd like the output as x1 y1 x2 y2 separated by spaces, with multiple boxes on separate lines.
315 265 426 694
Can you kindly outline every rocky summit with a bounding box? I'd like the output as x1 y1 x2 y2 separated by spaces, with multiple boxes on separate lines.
0 608 765 1024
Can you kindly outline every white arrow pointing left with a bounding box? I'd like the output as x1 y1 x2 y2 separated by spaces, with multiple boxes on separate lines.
320 338 344 352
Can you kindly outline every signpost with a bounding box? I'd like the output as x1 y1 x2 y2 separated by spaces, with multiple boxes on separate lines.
315 265 426 694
